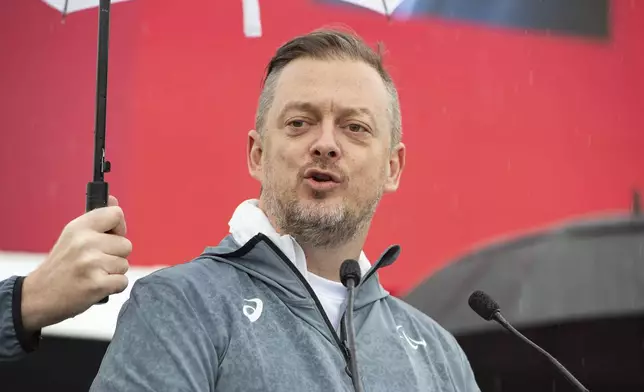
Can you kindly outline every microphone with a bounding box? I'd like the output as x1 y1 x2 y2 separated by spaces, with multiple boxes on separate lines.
468 290 590 392
340 259 364 392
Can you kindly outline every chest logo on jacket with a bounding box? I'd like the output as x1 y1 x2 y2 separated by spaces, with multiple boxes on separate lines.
243 298 264 323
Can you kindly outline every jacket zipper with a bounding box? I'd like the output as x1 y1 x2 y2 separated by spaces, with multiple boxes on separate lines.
210 234 392 391
254 235 387 389
262 239 352 364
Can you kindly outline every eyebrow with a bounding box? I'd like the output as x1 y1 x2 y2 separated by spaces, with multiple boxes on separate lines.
277 101 378 128
277 101 320 123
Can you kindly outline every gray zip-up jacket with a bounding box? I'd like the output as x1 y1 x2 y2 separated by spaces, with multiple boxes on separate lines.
90 234 480 391
0 276 40 361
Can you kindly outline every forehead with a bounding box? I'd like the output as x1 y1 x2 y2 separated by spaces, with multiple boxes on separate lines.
269 58 390 124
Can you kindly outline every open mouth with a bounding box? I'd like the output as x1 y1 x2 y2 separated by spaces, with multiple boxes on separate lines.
303 169 341 190
304 168 341 183
310 173 333 182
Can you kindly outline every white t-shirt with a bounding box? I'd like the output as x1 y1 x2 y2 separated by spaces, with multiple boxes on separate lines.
228 199 371 330
307 272 351 330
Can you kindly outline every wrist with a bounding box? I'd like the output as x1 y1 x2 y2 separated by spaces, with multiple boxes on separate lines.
20 274 48 333
12 276 42 352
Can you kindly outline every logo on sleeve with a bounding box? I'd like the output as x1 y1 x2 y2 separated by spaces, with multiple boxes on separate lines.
243 298 263 323
397 325 427 350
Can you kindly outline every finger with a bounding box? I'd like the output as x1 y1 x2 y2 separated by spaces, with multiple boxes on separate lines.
107 195 119 207
100 255 130 275
93 233 133 258
100 274 129 295
105 198 127 236
76 205 125 234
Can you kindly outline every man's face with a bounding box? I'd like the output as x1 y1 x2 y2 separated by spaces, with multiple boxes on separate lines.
248 58 405 247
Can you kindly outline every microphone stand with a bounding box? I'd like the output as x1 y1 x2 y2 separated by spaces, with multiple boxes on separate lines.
344 277 363 392
468 290 590 392
340 260 364 392
493 312 589 392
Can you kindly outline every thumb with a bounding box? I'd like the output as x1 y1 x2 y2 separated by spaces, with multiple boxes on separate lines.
106 195 126 235
78 205 125 234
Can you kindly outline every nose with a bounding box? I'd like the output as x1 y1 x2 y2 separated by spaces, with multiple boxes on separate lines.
309 123 341 160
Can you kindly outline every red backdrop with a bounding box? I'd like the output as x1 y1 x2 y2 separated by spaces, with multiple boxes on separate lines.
1 0 642 295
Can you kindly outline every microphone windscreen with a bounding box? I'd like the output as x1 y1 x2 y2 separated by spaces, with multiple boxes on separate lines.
468 290 501 321
340 259 362 287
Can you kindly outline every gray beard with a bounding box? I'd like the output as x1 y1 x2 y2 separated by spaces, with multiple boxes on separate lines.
263 188 380 248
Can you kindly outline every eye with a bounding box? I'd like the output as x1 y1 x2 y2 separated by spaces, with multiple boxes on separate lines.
286 119 311 131
346 123 367 133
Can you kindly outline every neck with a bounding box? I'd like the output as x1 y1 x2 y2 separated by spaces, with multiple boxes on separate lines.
258 198 370 282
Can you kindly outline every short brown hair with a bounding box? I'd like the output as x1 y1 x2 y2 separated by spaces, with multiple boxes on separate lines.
254 28 402 147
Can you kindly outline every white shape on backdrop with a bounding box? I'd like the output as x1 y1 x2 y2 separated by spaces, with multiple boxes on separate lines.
0 251 164 340
240 0 412 39
42 0 409 39
41 0 133 14
242 0 262 38
333 0 408 16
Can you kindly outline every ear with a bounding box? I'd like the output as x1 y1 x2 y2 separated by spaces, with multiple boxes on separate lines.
383 142 406 193
247 129 263 181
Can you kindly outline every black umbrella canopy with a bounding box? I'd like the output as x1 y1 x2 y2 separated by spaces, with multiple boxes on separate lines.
404 212 644 335
404 209 644 391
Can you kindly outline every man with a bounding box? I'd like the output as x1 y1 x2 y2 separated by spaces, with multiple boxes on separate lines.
0 196 131 361
90 29 480 391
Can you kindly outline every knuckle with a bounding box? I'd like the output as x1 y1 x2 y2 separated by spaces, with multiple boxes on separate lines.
79 249 102 269
70 230 92 251
91 271 110 287
110 206 125 220
62 218 85 239
81 272 100 293
63 219 77 233
89 276 105 293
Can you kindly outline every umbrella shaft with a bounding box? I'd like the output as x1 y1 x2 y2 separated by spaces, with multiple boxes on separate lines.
93 0 111 182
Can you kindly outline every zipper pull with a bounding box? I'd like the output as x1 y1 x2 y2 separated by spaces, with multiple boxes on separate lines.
342 341 353 377
339 316 351 363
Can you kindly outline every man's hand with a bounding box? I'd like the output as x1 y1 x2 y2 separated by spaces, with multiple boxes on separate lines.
20 195 132 332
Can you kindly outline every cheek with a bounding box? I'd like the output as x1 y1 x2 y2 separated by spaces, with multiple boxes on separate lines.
264 148 299 181
349 161 386 192
275 145 303 171
351 164 382 188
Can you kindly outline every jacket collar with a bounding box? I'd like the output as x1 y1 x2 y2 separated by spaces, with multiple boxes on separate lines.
203 233 401 308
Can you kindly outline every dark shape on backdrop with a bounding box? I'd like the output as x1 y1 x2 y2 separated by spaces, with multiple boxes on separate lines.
405 201 644 391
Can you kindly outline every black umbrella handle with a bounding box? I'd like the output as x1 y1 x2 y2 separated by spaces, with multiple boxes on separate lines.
85 181 109 306
86 181 109 212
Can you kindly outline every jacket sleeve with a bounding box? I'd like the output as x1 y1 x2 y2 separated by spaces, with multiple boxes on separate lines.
452 338 481 392
89 276 219 392
0 276 41 361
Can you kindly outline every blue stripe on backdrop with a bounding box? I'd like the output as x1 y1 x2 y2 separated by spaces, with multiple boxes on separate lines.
315 0 610 38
